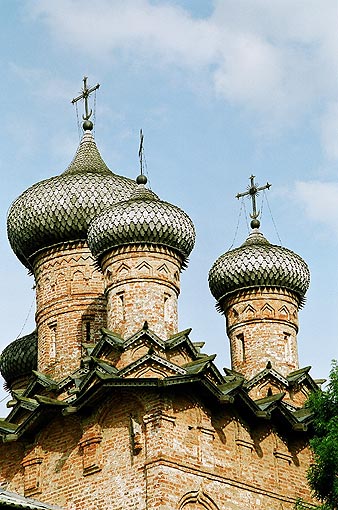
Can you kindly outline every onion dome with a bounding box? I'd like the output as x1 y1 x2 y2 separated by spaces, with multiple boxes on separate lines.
88 175 195 265
0 331 37 388
7 129 136 269
208 229 310 307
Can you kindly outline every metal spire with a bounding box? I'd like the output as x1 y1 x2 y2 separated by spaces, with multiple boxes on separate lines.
236 175 271 229
136 129 147 185
71 76 100 131
139 129 144 175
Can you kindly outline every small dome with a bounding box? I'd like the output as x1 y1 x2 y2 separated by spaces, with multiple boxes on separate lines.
7 131 136 269
0 331 37 387
208 230 310 306
88 182 195 264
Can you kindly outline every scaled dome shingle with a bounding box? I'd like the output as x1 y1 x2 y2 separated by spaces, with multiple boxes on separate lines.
208 230 310 306
7 131 136 269
0 331 37 387
88 183 195 263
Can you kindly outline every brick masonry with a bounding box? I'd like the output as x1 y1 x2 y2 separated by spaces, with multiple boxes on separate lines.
33 242 107 381
0 390 314 510
222 288 300 379
0 216 317 509
100 244 183 340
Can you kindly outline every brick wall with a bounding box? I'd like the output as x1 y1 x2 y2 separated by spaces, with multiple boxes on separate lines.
0 390 314 510
33 242 107 381
223 288 300 379
100 245 183 340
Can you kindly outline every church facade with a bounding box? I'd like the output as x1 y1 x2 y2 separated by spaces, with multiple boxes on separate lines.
0 81 319 510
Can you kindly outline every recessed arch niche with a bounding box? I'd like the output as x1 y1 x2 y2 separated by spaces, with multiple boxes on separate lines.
178 489 219 510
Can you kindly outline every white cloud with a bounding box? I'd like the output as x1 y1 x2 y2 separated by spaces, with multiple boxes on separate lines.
213 33 284 109
27 0 338 152
28 0 219 65
294 181 338 237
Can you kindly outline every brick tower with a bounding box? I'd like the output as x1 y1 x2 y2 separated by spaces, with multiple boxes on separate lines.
5 79 136 383
87 174 195 340
208 176 310 380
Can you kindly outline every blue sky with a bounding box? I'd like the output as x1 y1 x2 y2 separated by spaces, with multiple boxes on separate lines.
1 0 338 414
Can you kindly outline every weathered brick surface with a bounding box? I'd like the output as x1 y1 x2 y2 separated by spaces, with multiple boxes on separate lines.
1 205 316 510
101 245 182 340
223 288 300 379
33 242 107 380
0 391 314 509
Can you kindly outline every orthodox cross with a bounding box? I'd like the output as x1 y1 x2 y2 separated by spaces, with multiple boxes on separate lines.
71 76 100 122
236 175 271 229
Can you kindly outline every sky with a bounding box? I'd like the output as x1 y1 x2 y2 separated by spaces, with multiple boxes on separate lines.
0 0 338 415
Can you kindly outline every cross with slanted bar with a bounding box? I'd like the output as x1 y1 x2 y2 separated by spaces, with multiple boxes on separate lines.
71 76 100 121
236 175 271 228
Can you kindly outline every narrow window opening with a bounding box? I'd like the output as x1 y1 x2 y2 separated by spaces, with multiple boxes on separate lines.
82 316 94 343
85 321 91 343
117 292 125 321
236 333 245 362
164 293 170 321
284 332 292 363
49 322 57 359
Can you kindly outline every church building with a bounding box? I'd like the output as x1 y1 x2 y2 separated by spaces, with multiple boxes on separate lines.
0 79 320 510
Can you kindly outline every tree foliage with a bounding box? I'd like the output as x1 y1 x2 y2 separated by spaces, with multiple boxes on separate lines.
306 361 338 510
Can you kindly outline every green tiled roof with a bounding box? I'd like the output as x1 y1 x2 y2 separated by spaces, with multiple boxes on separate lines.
0 324 320 442
7 132 136 269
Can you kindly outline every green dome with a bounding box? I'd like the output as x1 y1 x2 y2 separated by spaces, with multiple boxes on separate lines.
209 230 310 306
88 183 195 264
0 331 37 387
7 131 136 269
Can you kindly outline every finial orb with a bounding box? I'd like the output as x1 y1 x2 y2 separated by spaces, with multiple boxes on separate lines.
251 218 260 229
83 120 93 131
136 174 147 185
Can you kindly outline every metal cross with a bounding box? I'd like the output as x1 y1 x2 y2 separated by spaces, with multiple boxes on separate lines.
236 175 271 227
71 76 100 121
